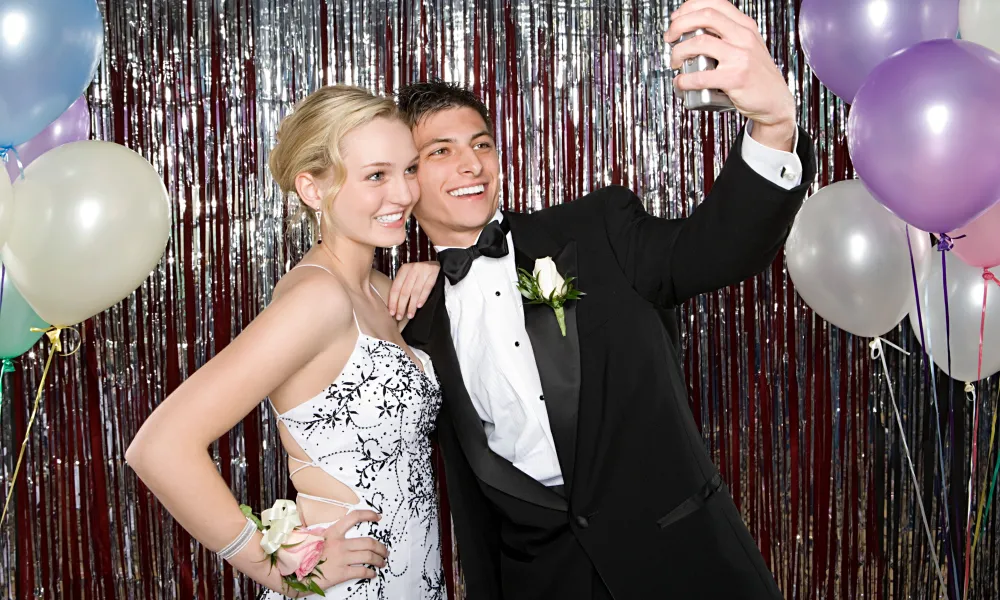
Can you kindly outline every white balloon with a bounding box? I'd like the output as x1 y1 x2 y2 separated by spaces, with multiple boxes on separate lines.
1 141 171 326
0 174 11 247
960 0 1000 53
909 251 1000 382
786 180 933 337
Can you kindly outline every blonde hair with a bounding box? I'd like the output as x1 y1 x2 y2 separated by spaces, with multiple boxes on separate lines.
268 85 400 234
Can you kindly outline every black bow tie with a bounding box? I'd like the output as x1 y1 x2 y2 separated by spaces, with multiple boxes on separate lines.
438 219 510 285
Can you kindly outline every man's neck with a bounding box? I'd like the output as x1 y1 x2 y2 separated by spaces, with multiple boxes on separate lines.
429 210 504 250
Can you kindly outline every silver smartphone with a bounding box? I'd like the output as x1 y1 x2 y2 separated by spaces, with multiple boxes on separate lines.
677 28 735 112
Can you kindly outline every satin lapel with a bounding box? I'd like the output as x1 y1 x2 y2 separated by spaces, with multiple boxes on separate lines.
422 272 567 512
401 272 444 349
509 214 583 493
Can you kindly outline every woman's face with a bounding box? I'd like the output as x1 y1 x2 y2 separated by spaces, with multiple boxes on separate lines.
326 117 421 249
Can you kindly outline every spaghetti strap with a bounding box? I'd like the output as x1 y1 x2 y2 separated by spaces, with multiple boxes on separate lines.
351 310 362 336
289 456 321 478
370 282 387 306
293 263 364 335
293 263 337 277
296 492 358 511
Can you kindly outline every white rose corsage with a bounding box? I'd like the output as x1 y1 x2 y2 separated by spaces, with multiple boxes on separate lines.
241 500 329 596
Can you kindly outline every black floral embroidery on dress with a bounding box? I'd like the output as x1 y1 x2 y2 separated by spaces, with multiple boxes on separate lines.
267 335 445 600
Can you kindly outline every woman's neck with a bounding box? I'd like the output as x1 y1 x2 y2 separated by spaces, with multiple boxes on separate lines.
308 234 375 293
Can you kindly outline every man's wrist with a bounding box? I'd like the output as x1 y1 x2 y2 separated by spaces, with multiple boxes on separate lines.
749 119 797 153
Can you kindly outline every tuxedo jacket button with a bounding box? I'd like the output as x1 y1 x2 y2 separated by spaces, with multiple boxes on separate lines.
575 515 589 528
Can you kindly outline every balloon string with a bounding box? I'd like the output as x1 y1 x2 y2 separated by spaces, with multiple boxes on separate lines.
869 338 948 592
0 327 81 527
937 234 962 599
964 270 1000 597
962 380 977 600
970 387 1000 574
0 145 25 181
976 271 999 383
908 227 958 599
0 359 12 423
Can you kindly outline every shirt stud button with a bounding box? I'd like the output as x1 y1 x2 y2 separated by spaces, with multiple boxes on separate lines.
539 395 545 401
514 341 520 347
780 165 799 181
495 291 501 297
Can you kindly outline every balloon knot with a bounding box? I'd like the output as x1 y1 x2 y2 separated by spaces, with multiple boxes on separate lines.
984 270 999 286
28 326 82 356
936 233 963 252
0 145 25 179
0 359 13 374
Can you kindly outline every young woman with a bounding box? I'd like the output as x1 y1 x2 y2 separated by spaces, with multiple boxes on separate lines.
127 86 445 599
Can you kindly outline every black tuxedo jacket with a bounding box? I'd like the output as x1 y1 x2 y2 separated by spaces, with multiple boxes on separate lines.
404 129 815 600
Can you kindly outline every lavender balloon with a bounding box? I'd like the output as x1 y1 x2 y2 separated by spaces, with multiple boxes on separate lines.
848 39 1000 234
4 96 91 183
799 0 959 102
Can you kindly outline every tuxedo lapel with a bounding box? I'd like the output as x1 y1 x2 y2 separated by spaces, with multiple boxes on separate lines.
411 272 567 511
508 213 583 493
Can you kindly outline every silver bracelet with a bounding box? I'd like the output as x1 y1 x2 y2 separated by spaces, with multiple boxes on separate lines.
217 517 258 561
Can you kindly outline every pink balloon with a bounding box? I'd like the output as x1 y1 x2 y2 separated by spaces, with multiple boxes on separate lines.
4 96 90 182
949 200 1000 268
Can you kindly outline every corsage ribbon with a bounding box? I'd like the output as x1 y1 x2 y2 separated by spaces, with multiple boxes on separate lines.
259 499 303 554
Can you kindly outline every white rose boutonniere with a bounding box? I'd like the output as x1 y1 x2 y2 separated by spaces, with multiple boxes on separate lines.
516 257 584 336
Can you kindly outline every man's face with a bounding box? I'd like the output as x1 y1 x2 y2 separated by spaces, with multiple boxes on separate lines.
410 106 501 247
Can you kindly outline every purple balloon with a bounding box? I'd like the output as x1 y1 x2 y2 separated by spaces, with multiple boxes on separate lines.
799 0 959 102
848 39 1000 234
4 96 91 182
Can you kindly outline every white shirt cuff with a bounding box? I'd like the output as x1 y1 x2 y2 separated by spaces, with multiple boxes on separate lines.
741 121 802 190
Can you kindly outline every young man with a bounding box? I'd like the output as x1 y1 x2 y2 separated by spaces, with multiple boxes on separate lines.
400 2 815 598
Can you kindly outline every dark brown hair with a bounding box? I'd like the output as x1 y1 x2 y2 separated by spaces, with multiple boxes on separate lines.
396 79 493 133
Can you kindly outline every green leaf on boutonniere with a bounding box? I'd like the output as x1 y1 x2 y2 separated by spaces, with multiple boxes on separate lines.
516 268 542 302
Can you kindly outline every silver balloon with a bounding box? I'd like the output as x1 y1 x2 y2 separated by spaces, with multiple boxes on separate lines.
909 251 1000 382
786 179 933 337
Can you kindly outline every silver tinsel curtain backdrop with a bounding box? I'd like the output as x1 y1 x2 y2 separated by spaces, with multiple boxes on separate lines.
0 0 997 598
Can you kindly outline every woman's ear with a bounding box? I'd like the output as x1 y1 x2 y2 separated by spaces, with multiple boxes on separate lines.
294 172 326 211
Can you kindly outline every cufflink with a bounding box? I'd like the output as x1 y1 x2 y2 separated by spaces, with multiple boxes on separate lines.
780 165 799 182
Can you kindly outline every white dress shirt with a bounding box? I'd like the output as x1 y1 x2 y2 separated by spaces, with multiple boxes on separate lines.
437 127 802 486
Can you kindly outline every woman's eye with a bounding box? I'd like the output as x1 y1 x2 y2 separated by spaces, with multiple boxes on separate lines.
367 171 384 182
